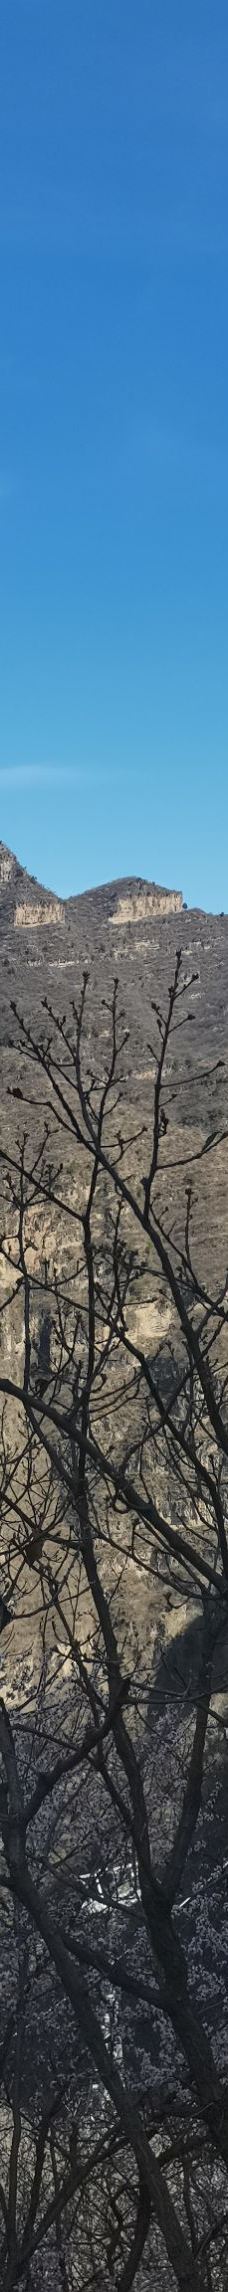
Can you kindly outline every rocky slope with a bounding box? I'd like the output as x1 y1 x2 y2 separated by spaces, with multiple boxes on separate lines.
0 840 227 1284
0 841 227 1075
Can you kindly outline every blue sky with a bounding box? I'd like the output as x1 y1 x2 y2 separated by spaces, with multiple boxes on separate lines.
0 1 228 909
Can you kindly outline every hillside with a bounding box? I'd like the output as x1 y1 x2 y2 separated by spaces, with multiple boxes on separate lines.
0 840 228 1297
1 841 227 1079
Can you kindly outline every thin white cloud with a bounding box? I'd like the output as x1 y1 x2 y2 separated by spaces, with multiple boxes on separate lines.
0 764 115 789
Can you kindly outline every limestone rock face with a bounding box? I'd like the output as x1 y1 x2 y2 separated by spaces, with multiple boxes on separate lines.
110 882 183 924
14 900 64 928
0 842 64 931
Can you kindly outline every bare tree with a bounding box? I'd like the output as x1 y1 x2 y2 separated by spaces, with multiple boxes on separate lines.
0 957 228 2286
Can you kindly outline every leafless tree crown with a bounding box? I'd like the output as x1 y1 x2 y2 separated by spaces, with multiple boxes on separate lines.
0 958 228 2287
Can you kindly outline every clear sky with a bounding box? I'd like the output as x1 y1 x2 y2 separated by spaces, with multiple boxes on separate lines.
0 1 228 910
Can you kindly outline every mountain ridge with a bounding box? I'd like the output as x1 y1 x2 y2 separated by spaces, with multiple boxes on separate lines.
1 833 228 924
1 837 227 922
0 839 184 924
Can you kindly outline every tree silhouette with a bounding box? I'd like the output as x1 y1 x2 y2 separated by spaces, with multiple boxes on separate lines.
0 958 228 2285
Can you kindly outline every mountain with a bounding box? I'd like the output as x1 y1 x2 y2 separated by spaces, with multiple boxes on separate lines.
0 840 228 1296
0 840 227 1065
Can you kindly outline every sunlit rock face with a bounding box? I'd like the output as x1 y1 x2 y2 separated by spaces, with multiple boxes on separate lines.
14 900 64 928
0 841 64 930
112 884 183 923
